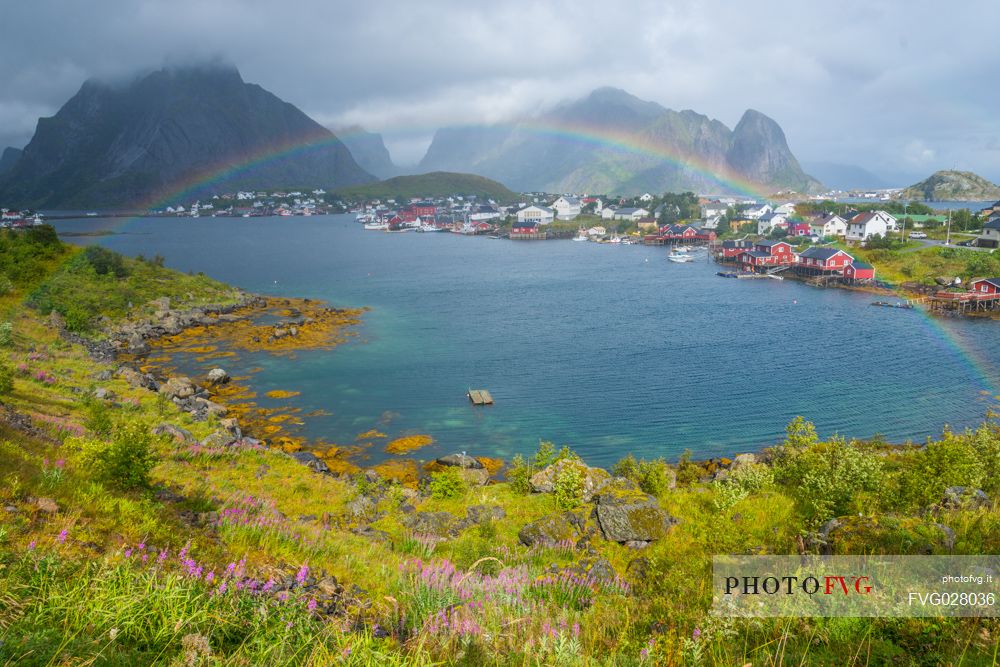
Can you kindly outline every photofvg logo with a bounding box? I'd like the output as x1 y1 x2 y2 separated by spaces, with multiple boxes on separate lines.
713 555 1000 618
723 573 873 597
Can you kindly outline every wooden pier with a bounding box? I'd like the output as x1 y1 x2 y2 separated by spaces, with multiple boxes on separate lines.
468 389 494 405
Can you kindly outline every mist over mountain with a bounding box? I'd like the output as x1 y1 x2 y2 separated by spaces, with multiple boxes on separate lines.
0 64 374 209
336 126 403 179
416 88 821 195
801 161 892 190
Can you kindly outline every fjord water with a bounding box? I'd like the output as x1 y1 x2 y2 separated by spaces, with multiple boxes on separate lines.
58 214 1000 468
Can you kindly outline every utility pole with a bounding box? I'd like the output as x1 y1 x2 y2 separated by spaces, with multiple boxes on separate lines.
901 203 908 243
946 209 952 246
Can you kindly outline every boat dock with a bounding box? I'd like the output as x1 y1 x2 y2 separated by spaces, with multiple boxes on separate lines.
717 271 782 280
871 300 915 310
468 389 494 405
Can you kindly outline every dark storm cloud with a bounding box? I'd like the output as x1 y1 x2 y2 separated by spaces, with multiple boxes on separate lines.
2 0 999 178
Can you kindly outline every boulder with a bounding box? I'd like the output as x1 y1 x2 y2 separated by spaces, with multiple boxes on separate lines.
530 459 611 501
159 377 196 400
289 451 331 474
460 468 490 486
731 453 757 468
206 368 231 385
593 491 677 543
153 423 195 444
465 505 506 525
346 495 378 520
220 418 242 438
201 430 237 449
436 453 484 469
941 486 991 510
517 511 584 548
192 397 228 418
149 297 171 312
402 511 458 537
93 387 116 401
128 333 149 355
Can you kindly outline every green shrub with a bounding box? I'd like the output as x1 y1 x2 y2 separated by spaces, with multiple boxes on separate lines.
429 466 466 500
0 275 13 296
507 454 533 494
0 322 12 347
675 449 701 487
713 463 774 512
68 419 158 491
553 460 585 509
0 362 13 396
612 454 640 480
898 430 985 509
83 400 114 437
636 458 674 495
82 246 128 278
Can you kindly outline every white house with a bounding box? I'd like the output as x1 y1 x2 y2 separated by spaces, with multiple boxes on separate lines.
757 212 788 235
774 203 797 216
601 207 616 220
743 203 773 220
846 210 898 241
469 205 501 222
809 213 848 238
638 193 655 202
701 202 728 219
516 205 555 225
550 196 582 220
612 207 650 221
978 219 1000 248
703 215 722 230
587 226 607 237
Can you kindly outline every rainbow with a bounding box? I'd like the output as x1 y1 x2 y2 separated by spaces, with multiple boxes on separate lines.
130 119 770 213
909 305 999 398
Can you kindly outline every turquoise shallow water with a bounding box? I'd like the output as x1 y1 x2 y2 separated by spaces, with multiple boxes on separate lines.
56 214 1000 468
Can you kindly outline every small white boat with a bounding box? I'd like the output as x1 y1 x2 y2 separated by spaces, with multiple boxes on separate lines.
418 223 445 232
363 222 389 231
572 234 589 242
674 245 691 252
668 253 694 263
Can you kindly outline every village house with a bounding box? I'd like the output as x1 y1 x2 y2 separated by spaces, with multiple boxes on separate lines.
717 239 754 260
638 193 655 202
601 206 616 220
739 239 796 270
970 277 1000 294
843 260 876 283
786 221 812 237
756 212 788 235
469 204 501 222
742 203 773 220
796 247 855 274
845 210 898 242
581 196 603 212
550 196 582 220
587 225 607 237
773 203 797 216
809 213 848 238
612 207 650 221
516 205 555 225
977 219 1000 248
700 202 728 219
637 218 658 232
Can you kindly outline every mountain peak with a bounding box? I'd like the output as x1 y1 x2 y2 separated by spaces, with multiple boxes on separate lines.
728 109 820 192
0 65 373 208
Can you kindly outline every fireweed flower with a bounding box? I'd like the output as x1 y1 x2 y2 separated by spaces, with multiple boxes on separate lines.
27 540 36 550
57 529 67 544
296 564 309 586
692 627 701 640
307 598 317 612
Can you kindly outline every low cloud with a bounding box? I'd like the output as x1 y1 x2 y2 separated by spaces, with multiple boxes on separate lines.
1 0 998 180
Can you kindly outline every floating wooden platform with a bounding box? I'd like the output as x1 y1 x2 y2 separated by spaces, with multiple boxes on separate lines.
468 389 494 405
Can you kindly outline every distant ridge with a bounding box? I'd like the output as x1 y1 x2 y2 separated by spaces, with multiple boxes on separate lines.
802 161 891 190
0 147 22 175
899 170 1000 201
0 64 374 209
336 126 400 179
416 87 821 196
335 171 517 202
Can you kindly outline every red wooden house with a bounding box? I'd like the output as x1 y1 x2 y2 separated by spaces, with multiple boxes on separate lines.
740 240 796 270
970 278 1000 294
787 222 812 237
843 260 875 282
719 239 754 259
512 220 539 235
797 247 854 273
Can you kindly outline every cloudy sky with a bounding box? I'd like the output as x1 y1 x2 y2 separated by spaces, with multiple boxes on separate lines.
3 0 999 184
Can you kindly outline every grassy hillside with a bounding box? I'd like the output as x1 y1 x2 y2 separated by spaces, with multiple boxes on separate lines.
336 171 518 203
1 233 999 664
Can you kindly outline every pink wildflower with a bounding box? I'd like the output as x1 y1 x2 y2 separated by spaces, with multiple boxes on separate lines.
57 529 67 544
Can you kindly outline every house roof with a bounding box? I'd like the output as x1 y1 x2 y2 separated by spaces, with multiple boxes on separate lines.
800 247 849 261
554 196 580 206
515 220 538 228
755 240 787 248
850 260 874 270
722 239 753 248
743 250 770 258
973 277 1000 288
982 219 1000 230
615 207 644 215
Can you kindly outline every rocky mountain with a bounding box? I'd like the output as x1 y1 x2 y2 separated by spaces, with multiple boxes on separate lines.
0 147 22 175
336 126 400 179
0 64 374 209
899 170 1000 201
417 88 820 195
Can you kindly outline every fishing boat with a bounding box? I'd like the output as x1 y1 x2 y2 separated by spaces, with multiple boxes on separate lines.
363 222 389 231
674 245 691 253
668 254 694 263
572 233 589 241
